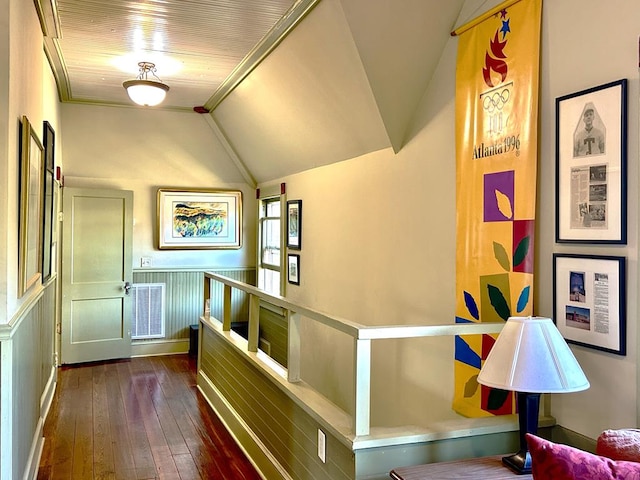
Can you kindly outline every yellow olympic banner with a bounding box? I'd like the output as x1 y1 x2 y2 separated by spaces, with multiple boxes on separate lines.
452 0 542 417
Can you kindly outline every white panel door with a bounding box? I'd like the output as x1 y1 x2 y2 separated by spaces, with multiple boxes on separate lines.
61 188 133 364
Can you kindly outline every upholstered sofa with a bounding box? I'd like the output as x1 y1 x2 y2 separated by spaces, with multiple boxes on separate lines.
526 429 640 479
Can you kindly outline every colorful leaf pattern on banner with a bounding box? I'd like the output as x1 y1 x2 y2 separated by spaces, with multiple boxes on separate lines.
495 189 513 219
487 284 511 321
493 241 511 271
514 236 530 268
453 0 540 418
465 375 480 398
486 387 510 410
517 285 531 313
464 291 480 320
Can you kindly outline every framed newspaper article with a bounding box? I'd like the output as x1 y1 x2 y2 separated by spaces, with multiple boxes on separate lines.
553 254 626 355
555 79 627 244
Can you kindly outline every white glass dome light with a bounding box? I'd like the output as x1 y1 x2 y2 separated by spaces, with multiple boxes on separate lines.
123 62 170 106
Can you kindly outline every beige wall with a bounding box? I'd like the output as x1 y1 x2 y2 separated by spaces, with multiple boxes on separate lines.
4 0 636 453
58 0 640 440
61 104 257 270
2 0 49 323
537 0 639 438
1 1 60 477
250 0 639 439
259 32 462 427
0 0 8 323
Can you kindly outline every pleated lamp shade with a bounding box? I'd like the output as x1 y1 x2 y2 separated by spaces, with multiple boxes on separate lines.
478 316 590 393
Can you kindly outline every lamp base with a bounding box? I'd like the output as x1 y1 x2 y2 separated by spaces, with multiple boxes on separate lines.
502 450 532 475
499 391 540 475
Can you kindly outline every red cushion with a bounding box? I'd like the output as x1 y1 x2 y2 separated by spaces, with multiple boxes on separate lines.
526 433 640 480
597 429 640 462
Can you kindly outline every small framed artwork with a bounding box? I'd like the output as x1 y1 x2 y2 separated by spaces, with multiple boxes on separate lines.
18 116 45 297
41 121 56 282
287 200 302 250
555 79 627 244
553 253 626 355
157 188 242 249
287 254 300 285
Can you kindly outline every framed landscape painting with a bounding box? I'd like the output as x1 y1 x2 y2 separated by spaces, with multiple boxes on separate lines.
157 188 242 249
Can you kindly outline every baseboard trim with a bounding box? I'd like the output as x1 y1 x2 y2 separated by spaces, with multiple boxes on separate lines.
197 369 292 480
131 339 189 357
40 365 57 421
24 417 44 480
28 366 57 480
551 425 597 453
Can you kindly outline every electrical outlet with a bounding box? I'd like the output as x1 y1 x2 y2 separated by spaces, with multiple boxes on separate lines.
317 429 326 463
141 256 152 267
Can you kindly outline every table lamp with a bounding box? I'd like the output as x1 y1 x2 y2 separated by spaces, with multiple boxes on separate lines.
477 316 590 474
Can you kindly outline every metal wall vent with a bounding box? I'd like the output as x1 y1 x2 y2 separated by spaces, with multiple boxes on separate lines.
131 283 166 339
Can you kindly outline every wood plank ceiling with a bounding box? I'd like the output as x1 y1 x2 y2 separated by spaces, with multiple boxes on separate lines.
37 0 314 110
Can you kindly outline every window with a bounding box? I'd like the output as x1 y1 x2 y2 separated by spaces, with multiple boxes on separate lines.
258 197 282 295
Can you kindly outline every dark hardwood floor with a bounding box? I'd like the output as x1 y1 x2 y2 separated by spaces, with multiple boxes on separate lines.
37 354 262 480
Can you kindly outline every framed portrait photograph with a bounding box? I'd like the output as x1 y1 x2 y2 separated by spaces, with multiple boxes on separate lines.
553 253 626 355
555 79 627 243
157 188 242 249
287 254 300 285
287 199 302 250
19 116 44 297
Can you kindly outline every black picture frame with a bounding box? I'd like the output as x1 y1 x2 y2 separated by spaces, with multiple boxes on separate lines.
287 254 300 285
287 199 302 250
42 121 55 282
553 253 626 355
18 116 44 297
555 79 627 244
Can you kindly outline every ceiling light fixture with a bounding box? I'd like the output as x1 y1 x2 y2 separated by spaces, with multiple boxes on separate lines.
123 61 170 106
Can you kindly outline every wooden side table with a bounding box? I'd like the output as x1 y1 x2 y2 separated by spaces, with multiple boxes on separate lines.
389 455 533 479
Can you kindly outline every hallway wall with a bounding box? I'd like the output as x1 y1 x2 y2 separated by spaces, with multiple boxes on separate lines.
245 0 640 439
0 0 61 477
61 104 257 271
1 5 637 479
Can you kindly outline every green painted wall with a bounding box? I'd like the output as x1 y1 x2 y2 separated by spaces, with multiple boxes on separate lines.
132 268 256 341
259 307 288 367
2 280 56 479
200 326 354 480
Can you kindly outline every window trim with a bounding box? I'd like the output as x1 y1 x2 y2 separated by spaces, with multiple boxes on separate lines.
257 186 286 296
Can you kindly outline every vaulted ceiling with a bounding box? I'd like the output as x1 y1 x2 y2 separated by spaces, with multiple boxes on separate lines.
37 0 481 184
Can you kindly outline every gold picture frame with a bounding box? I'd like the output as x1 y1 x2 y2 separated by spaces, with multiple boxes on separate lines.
157 188 242 249
19 116 44 296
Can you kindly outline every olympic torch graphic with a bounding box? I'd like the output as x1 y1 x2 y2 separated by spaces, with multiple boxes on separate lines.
480 9 512 137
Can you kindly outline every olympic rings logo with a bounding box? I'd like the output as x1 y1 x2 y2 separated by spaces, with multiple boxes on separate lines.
482 88 510 113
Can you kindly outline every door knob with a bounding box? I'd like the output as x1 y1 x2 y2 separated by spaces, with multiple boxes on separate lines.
124 281 132 295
